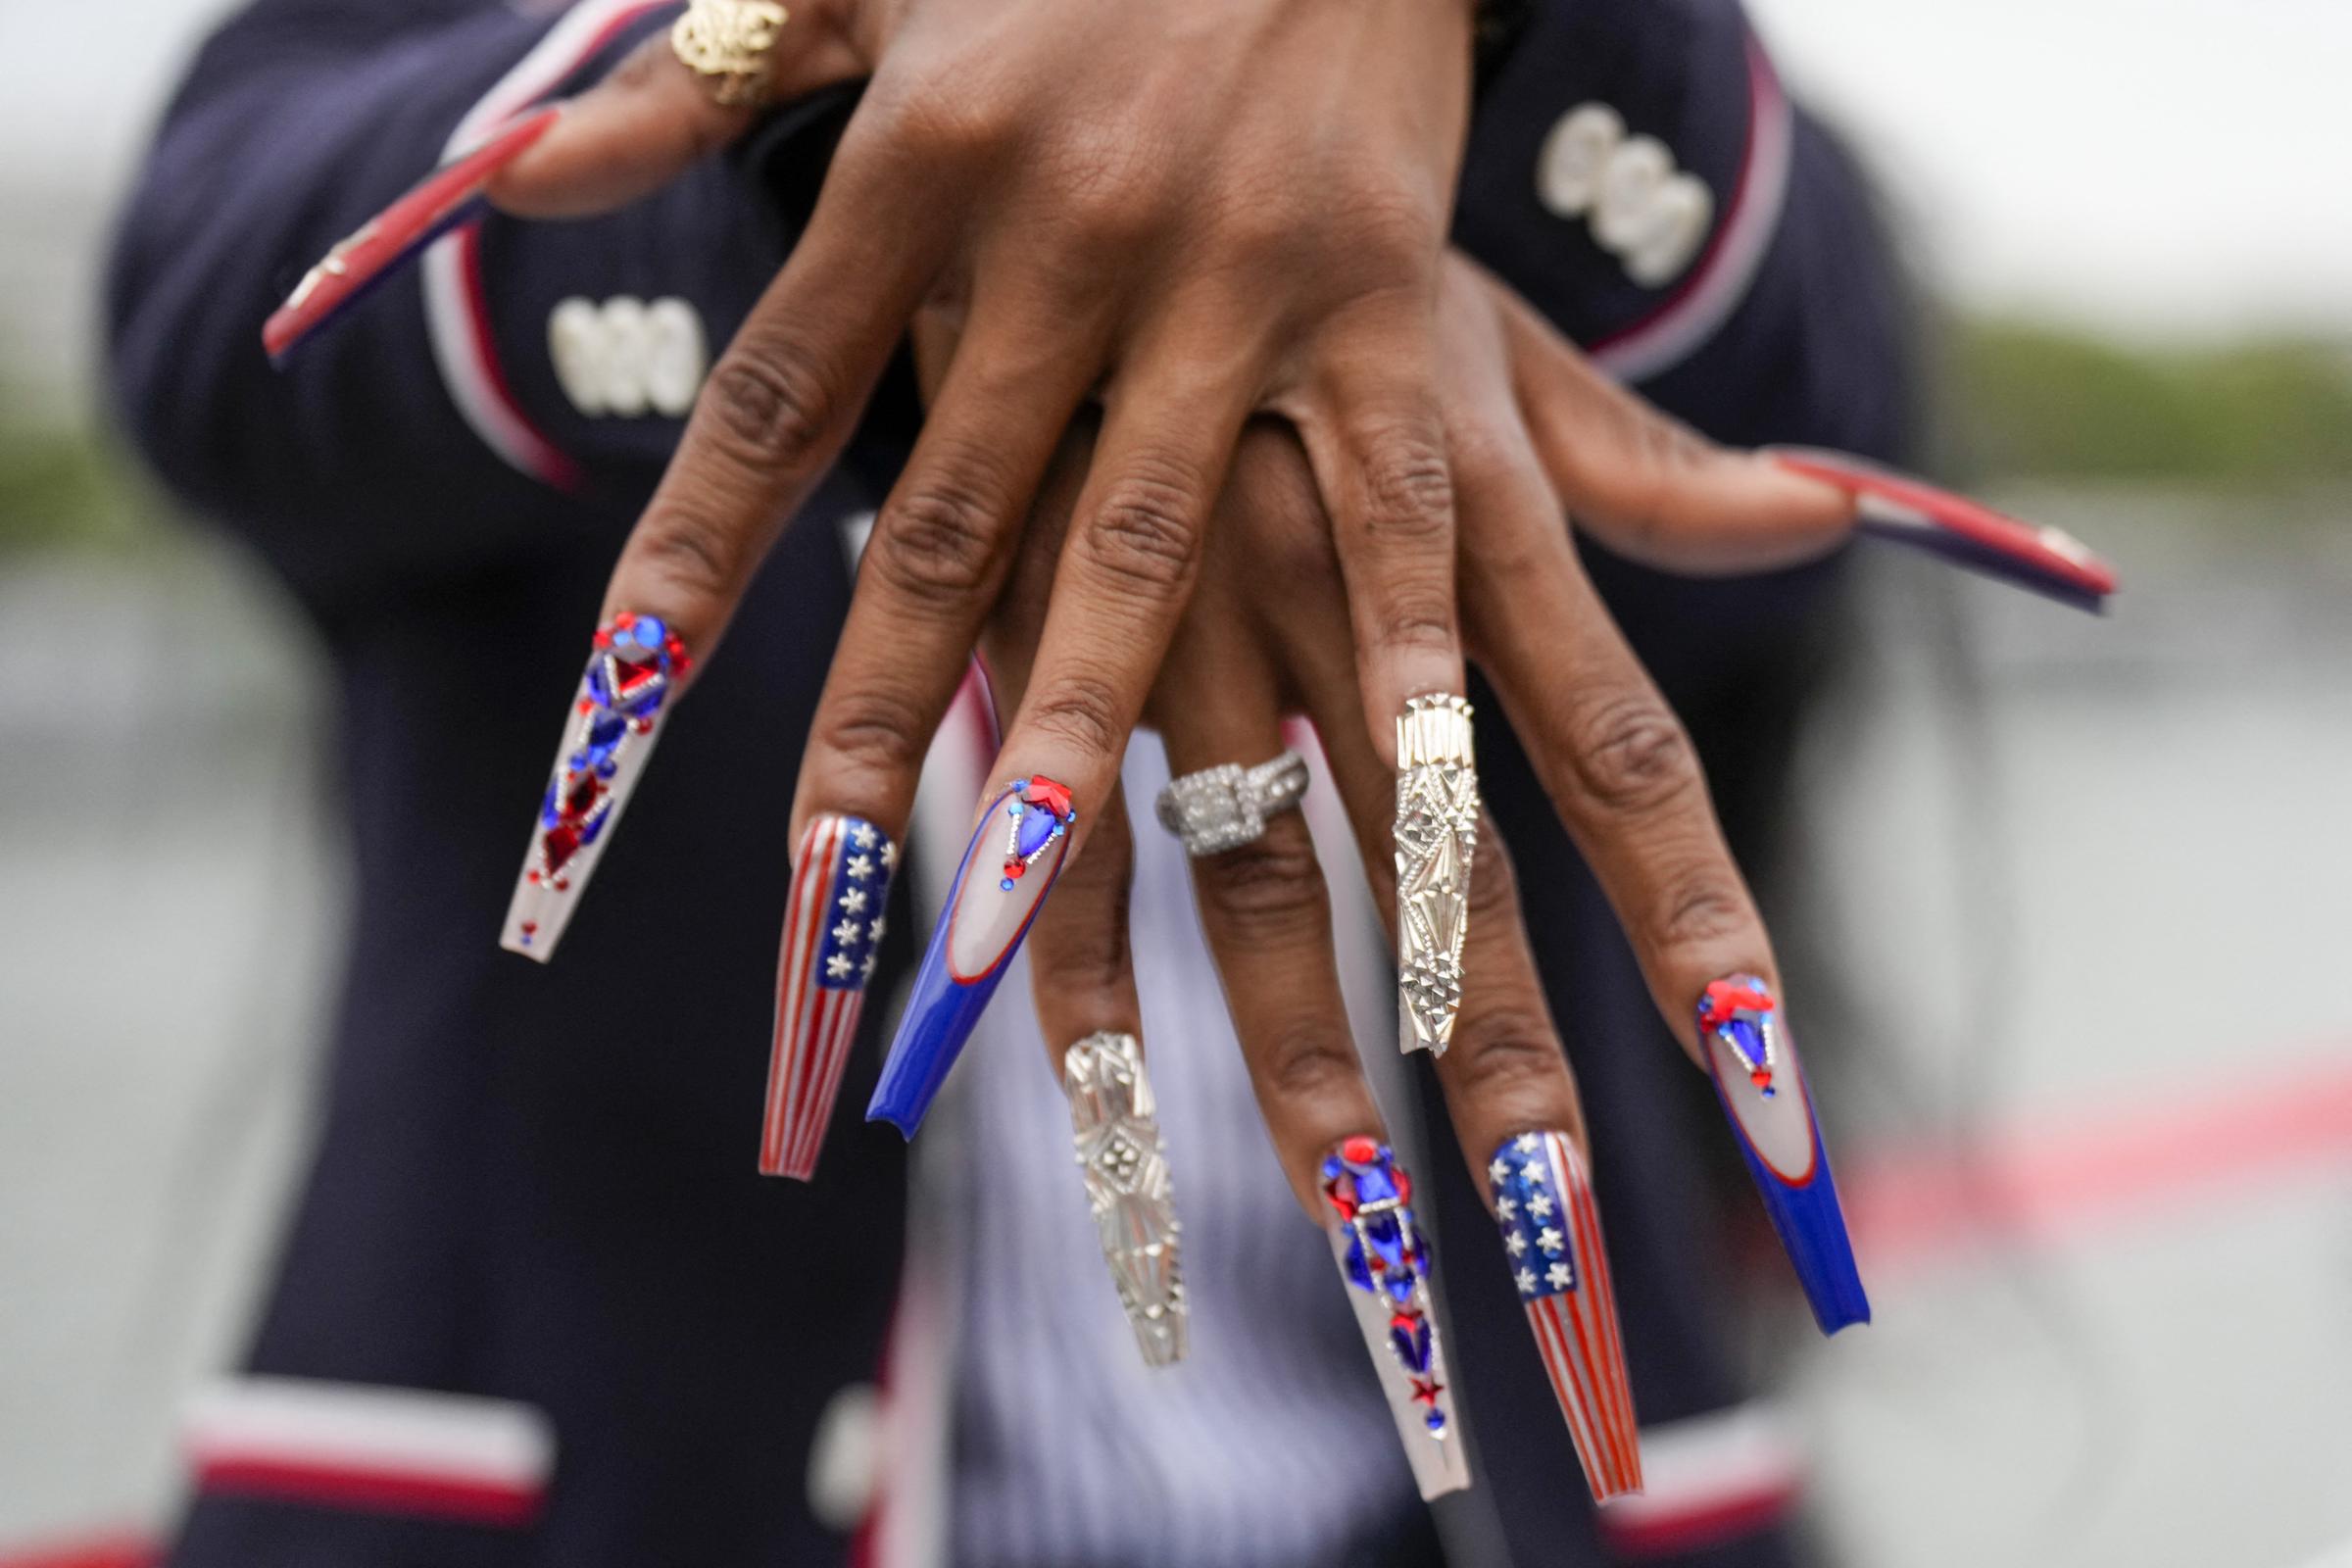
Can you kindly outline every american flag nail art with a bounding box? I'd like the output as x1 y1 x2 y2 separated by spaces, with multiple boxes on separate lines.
1491 1131 1642 1501
761 814 897 1179
1698 975 1870 1335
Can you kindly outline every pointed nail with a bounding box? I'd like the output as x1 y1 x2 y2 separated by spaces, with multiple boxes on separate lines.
866 776 1076 1135
760 814 898 1179
1396 694 1478 1056
263 105 564 365
1321 1137 1468 1499
1766 447 2117 612
501 612 690 961
1698 975 1871 1334
1491 1132 1642 1501
1064 1031 1187 1368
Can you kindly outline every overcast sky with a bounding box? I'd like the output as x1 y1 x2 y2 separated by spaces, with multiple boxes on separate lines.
2 0 2348 343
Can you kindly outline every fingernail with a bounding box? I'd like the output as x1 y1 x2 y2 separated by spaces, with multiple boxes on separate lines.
1491 1132 1642 1501
760 814 898 1180
1698 975 1871 1335
1766 447 2117 612
1321 1137 1468 1500
866 776 1076 1135
501 612 690 961
1396 694 1478 1057
263 105 564 364
1064 1031 1187 1368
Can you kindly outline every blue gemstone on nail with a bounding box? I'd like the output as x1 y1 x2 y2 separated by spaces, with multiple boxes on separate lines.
1353 1163 1399 1203
1014 807 1058 858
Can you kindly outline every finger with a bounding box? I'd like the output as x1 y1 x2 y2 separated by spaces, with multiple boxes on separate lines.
488 24 863 219
1469 256 1854 572
1448 402 1871 1337
501 144 946 962
1146 548 1466 1500
763 296 1108 1175
863 353 1256 1134
1289 595 1643 1504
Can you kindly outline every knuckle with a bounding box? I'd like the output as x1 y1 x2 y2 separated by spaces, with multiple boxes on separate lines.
1195 830 1330 937
1562 687 1702 817
628 496 750 604
1372 582 1458 659
702 341 838 471
1080 461 1206 601
1445 1011 1566 1103
1258 1023 1365 1102
1035 885 1133 994
1025 670 1129 761
1463 825 1522 923
1656 869 1754 954
866 481 1008 608
1354 429 1455 542
811 684 931 788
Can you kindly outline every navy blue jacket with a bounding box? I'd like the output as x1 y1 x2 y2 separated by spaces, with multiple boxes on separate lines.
108 1 1908 1562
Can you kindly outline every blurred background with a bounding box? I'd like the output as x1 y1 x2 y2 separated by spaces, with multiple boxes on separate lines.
2 0 2348 1563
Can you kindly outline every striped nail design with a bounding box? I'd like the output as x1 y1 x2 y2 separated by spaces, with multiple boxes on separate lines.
501 612 689 961
761 814 897 1179
1491 1132 1642 1501
1321 1137 1468 1500
1699 975 1870 1335
867 776 1075 1136
1769 447 2116 612
263 106 563 365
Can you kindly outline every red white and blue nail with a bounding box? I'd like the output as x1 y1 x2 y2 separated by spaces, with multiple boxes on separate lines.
762 814 898 1180
866 777 1075 1136
262 106 563 366
1491 1132 1642 1502
1698 975 1870 1335
1769 447 2117 612
1321 1137 1468 1500
501 612 689 961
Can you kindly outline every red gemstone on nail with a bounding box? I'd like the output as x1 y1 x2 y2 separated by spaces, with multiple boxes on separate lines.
1002 858 1026 880
1341 1135 1379 1165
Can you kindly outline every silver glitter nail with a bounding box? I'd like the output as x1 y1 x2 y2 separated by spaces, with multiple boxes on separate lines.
1064 1031 1187 1368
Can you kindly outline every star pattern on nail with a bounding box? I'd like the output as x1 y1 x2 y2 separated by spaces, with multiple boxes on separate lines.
880 841 900 870
840 888 868 914
832 918 861 944
847 854 874 880
826 953 854 979
807 816 895 995
1491 1133 1580 1298
851 823 878 851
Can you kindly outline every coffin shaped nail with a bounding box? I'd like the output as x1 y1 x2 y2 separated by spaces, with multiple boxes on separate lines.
1768 447 2116 612
263 106 563 365
761 814 898 1179
866 776 1075 1135
1396 694 1479 1056
1491 1132 1642 1501
1064 1031 1187 1368
501 612 690 961
1698 976 1870 1335
1322 1137 1468 1500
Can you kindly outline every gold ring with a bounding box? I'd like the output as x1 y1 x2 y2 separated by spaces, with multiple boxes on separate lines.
671 0 790 108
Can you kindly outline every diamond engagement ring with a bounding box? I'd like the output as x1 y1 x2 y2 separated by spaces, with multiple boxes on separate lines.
1154 751 1311 858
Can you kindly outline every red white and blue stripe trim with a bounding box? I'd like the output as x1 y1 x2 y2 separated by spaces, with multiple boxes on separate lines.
764 813 897 1179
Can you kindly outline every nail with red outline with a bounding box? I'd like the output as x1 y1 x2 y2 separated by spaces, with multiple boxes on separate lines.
1321 1137 1468 1500
263 106 563 365
761 814 898 1179
1699 975 1870 1334
501 612 689 961
1491 1131 1642 1501
866 776 1074 1135
1768 447 2116 612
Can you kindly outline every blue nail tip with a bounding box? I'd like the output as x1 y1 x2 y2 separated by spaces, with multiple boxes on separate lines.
1700 976 1871 1336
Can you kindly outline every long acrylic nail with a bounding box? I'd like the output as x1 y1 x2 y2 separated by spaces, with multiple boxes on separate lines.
501 612 690 961
1698 975 1870 1334
1321 1137 1468 1500
866 776 1076 1135
1767 447 2117 612
1064 1031 1187 1368
263 106 564 365
1396 694 1479 1056
761 814 898 1180
1491 1132 1642 1501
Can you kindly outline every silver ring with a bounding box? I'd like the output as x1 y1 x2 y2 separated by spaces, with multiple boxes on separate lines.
1154 750 1310 858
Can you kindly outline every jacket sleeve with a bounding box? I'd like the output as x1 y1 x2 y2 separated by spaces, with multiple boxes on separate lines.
105 0 880 605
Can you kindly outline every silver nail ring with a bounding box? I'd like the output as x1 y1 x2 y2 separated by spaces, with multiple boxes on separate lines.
1153 750 1310 858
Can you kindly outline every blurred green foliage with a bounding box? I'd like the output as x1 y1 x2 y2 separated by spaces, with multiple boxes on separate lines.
1943 318 2352 486
0 418 145 552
